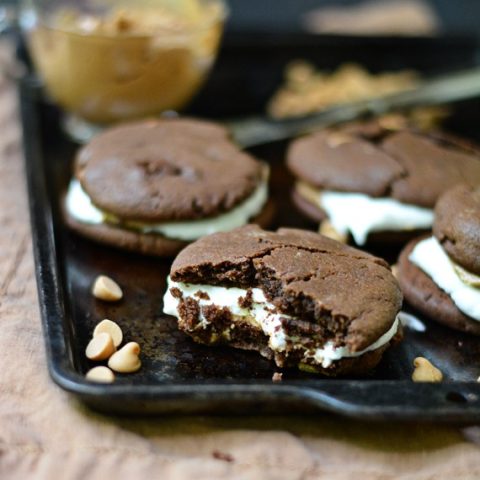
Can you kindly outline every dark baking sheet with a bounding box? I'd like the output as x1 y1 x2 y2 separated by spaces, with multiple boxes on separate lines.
21 34 480 421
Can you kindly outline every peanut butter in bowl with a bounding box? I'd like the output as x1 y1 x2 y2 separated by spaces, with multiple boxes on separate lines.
23 0 226 125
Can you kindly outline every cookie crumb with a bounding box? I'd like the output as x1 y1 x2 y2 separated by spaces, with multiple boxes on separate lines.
113 10 134 33
178 297 200 330
202 305 232 327
238 289 253 309
194 290 210 300
212 450 234 463
170 287 182 299
272 372 283 382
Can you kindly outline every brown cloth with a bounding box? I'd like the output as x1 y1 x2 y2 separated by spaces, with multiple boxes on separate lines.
0 41 480 480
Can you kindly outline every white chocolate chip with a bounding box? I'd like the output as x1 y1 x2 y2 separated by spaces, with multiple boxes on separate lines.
412 357 443 382
319 219 348 244
92 275 123 302
86 366 115 383
85 332 116 361
108 342 141 373
94 319 123 347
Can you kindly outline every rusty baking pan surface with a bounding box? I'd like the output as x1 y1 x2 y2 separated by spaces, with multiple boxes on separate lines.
21 34 480 420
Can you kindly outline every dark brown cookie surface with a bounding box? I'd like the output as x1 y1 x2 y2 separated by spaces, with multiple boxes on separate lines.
170 225 402 352
287 129 404 197
287 123 480 208
397 237 480 335
433 185 480 275
76 118 264 222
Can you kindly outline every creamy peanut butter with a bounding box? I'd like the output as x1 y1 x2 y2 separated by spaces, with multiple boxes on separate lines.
26 0 225 124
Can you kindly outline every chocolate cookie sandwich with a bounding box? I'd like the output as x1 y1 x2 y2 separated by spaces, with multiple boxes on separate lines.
163 225 402 376
287 121 480 245
64 119 273 256
398 185 480 335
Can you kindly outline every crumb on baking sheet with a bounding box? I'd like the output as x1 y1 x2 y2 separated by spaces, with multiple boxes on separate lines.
212 450 234 462
272 372 283 382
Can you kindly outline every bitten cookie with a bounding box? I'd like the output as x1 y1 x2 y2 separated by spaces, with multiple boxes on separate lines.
287 121 480 245
64 118 274 256
397 185 480 335
163 225 403 376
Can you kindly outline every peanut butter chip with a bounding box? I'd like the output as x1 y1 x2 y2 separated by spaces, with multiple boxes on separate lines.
85 332 116 361
412 357 443 382
94 319 123 347
326 133 354 148
296 180 320 206
92 275 123 302
86 366 115 383
319 220 348 244
378 114 408 131
108 342 141 373
453 264 480 288
391 264 399 279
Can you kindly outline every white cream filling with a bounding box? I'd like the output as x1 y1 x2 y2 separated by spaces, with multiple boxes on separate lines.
163 278 400 368
409 236 480 321
299 184 434 245
309 317 399 367
397 311 426 332
66 169 269 241
163 279 289 350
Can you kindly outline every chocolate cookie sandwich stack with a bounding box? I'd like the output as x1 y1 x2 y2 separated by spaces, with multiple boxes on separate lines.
287 121 480 245
164 225 402 376
398 185 480 335
64 119 273 256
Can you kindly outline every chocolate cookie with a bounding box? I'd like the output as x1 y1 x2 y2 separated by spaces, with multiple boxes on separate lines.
287 121 480 245
64 118 273 256
76 119 263 221
433 185 480 276
288 124 480 207
164 225 403 376
397 237 480 336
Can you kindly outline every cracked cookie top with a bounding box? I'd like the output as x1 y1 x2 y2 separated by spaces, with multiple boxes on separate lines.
170 225 403 351
75 118 264 222
433 184 480 275
287 122 480 208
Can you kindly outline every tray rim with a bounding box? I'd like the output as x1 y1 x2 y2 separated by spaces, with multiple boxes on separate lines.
19 76 480 422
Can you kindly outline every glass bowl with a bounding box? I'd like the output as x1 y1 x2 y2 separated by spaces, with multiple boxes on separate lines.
20 0 227 141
